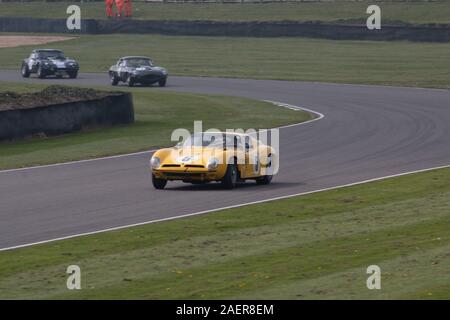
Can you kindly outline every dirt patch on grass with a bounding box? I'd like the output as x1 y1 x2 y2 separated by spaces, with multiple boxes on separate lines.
0 85 117 111
0 35 76 48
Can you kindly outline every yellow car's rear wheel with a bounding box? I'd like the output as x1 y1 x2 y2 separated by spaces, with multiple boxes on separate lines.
256 175 273 185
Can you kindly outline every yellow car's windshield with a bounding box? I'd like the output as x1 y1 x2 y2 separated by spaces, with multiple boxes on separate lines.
183 133 244 149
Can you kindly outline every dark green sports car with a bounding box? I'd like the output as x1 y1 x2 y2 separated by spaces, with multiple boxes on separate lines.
108 56 168 87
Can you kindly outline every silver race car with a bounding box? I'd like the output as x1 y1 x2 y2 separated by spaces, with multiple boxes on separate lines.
21 49 79 79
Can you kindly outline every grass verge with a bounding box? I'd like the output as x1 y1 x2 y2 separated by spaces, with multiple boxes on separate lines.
0 82 311 170
0 2 449 24
0 167 449 299
0 34 449 89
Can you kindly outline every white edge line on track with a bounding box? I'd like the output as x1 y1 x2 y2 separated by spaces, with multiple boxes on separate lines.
1 99 447 252
1 163 449 252
1 100 448 252
0 149 156 174
0 100 323 174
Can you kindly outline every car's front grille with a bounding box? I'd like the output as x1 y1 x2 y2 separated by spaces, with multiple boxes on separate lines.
165 172 203 178
142 75 162 81
161 164 204 168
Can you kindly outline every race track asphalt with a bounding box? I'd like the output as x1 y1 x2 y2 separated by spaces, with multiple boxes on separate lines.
1 70 449 250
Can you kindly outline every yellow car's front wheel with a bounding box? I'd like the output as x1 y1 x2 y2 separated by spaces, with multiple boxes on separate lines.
221 163 238 189
152 174 167 190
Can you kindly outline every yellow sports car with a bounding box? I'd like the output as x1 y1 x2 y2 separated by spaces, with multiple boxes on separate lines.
150 132 278 189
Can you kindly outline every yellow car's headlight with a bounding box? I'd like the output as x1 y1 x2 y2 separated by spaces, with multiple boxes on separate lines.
150 156 161 169
207 157 219 170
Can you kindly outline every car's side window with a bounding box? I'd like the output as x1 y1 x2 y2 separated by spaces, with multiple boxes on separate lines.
245 136 253 150
234 136 243 149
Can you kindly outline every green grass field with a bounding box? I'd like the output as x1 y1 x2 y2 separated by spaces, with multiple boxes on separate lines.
0 2 449 300
0 167 448 299
0 1 449 24
1 34 449 89
0 82 311 169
